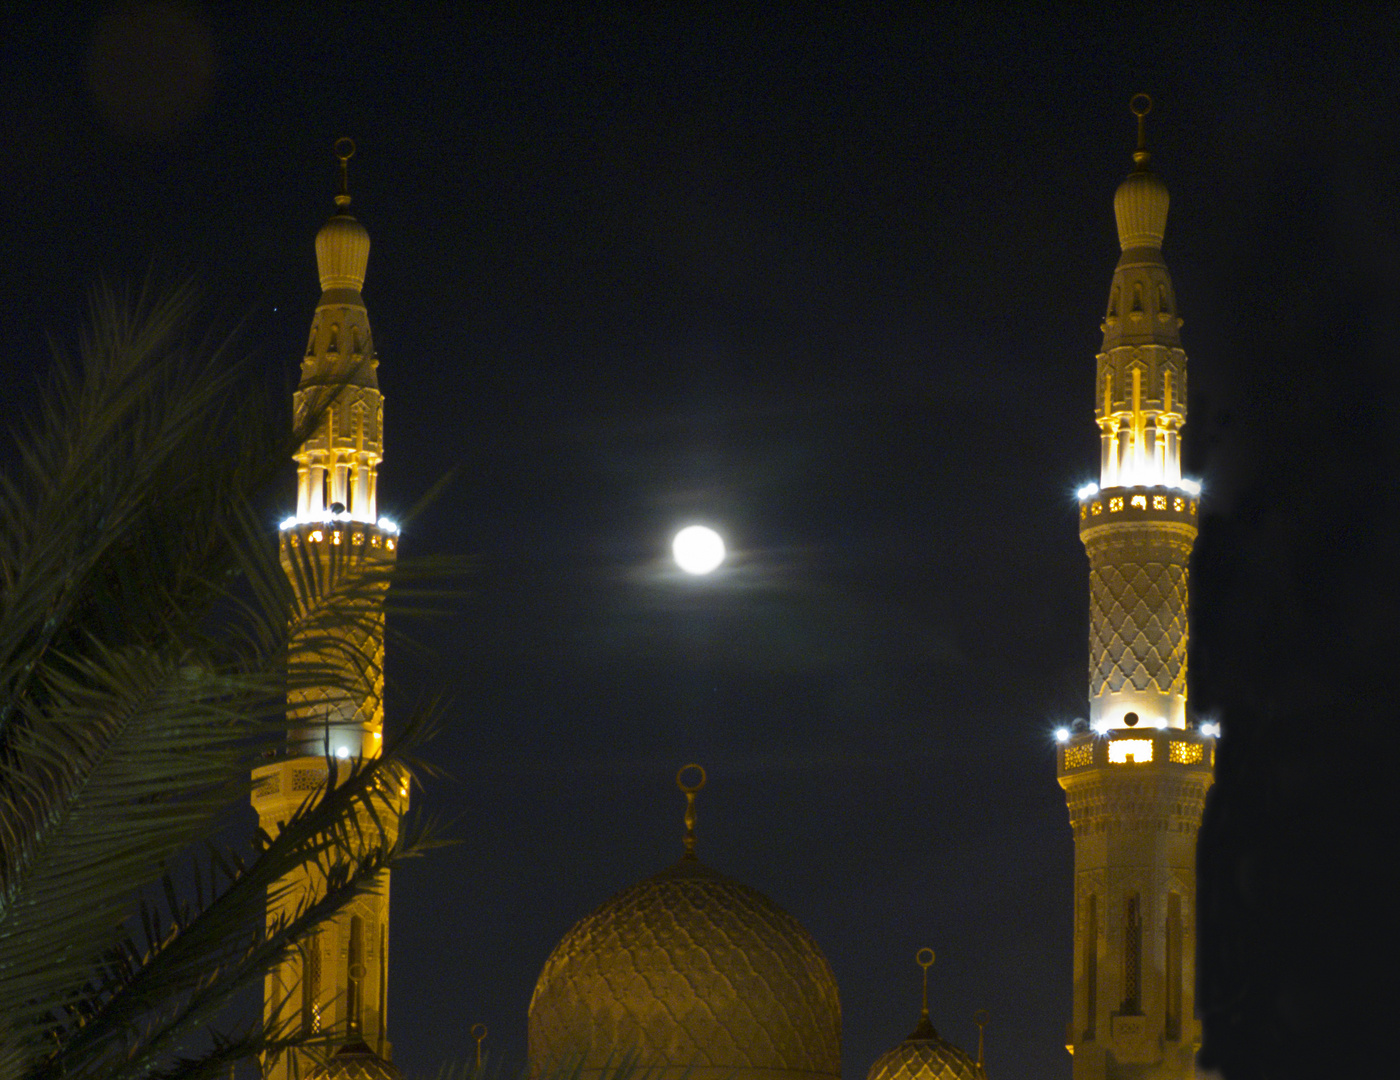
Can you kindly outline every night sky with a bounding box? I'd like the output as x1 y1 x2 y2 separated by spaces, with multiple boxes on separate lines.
3 6 1398 1079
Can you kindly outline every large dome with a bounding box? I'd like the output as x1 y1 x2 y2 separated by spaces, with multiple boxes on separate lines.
528 855 842 1080
866 1016 984 1080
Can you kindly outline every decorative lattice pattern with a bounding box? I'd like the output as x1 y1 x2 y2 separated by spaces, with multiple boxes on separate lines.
1169 741 1203 765
866 1019 981 1080
1088 558 1188 697
528 858 841 1080
1064 743 1094 769
308 1041 403 1080
291 768 329 792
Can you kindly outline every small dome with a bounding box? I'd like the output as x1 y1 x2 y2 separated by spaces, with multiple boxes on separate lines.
1114 165 1169 250
528 856 841 1080
308 1040 403 1080
867 1016 983 1080
316 213 370 291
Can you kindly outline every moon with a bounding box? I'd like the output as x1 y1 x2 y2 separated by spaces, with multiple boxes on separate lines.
672 525 726 574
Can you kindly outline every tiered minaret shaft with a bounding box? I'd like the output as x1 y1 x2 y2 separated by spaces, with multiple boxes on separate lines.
1057 100 1214 1080
253 144 403 1080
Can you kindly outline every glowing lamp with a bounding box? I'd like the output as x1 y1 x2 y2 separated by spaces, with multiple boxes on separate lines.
1054 727 1071 743
1107 738 1154 764
1076 482 1100 500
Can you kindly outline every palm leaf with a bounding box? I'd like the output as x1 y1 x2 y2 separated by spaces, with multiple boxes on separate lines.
0 281 455 1080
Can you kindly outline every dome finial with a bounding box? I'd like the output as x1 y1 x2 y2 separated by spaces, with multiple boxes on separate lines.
1130 93 1152 170
916 947 935 1020
973 1009 990 1069
472 1023 488 1068
334 136 356 209
677 763 706 857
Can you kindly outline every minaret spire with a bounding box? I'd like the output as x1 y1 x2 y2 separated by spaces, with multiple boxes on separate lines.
1058 98 1214 1080
677 763 706 858
254 141 405 1080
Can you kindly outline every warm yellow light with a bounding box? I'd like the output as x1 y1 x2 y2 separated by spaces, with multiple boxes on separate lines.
1169 741 1203 764
1108 738 1154 764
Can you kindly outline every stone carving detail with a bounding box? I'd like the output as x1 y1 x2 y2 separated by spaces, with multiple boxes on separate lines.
1088 559 1188 698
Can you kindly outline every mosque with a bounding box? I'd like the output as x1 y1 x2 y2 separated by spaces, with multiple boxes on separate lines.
251 100 1215 1080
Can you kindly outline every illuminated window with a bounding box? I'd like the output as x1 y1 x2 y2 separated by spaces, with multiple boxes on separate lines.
289 533 301 547
1152 495 1167 510
332 531 342 545
1168 741 1203 764
1189 500 1198 514
1091 501 1102 516
1108 738 1154 764
386 539 396 551
1080 505 1087 521
1064 743 1093 769
352 531 364 545
1173 497 1185 512
1109 497 1123 512
371 535 382 547
1130 494 1147 509
309 530 323 543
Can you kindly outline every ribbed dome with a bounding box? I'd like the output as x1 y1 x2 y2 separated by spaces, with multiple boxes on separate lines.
867 1016 984 1080
316 213 370 291
528 856 842 1080
307 1041 403 1080
1114 165 1169 250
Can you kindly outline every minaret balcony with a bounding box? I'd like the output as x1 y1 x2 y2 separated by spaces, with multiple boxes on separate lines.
1079 484 1198 539
1056 726 1214 782
278 515 399 561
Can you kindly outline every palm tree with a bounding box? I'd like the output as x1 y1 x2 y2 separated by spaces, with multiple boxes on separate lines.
0 283 437 1080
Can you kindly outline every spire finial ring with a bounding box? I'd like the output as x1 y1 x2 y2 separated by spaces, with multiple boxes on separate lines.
678 763 706 856
916 947 935 1018
471 1023 487 1068
677 763 707 794
974 1009 990 1066
333 137 356 208
1129 93 1153 164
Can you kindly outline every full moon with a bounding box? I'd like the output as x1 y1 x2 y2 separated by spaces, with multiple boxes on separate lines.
672 525 726 574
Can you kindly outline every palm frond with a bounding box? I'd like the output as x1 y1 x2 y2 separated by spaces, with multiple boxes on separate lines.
0 282 459 1080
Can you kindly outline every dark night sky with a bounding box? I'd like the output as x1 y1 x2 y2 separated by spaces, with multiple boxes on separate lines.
3 5 1399 1079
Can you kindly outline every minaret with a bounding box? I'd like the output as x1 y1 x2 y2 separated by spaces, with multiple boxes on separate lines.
253 140 404 1080
1057 98 1215 1080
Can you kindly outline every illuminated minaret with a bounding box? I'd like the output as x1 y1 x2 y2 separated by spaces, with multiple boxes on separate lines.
1057 98 1215 1080
253 140 405 1080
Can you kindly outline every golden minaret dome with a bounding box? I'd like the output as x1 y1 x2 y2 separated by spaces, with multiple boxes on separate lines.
865 950 984 1080
527 766 842 1080
316 138 371 290
308 1040 405 1080
1113 94 1169 250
